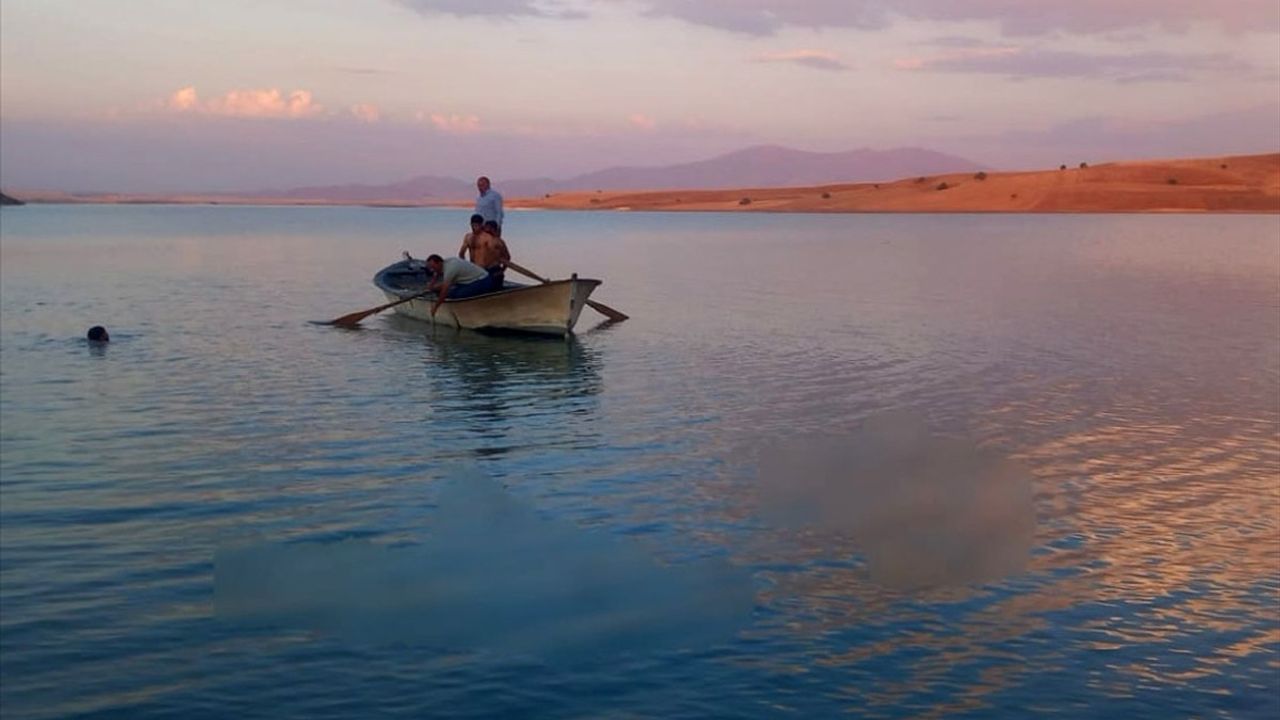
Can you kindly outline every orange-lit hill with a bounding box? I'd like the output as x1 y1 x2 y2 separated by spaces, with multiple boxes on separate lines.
511 153 1280 214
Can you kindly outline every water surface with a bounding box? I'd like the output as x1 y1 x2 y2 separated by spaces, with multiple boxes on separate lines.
2 206 1277 718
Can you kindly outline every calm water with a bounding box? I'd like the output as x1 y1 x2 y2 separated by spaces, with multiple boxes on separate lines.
1 205 1277 718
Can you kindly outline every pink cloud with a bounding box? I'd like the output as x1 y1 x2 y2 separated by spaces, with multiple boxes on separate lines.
393 0 587 20
163 86 324 118
755 49 849 71
895 46 1019 71
421 112 481 133
629 113 657 130
424 1 1276 37
167 86 199 111
350 103 382 123
896 45 1256 82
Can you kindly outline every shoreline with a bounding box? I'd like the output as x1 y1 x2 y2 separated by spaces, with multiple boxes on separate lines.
4 152 1277 214
512 153 1280 215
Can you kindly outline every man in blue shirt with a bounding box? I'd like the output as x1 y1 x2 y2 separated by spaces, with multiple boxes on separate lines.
474 176 504 231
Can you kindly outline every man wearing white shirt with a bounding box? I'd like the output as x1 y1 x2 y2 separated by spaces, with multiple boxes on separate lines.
474 176 504 231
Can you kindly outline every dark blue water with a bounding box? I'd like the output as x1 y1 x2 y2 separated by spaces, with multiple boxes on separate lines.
2 205 1278 718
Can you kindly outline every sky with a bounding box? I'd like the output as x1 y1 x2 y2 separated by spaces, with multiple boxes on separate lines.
1 0 1278 193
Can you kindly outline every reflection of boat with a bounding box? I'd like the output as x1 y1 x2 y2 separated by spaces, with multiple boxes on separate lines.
373 259 602 336
381 315 606 453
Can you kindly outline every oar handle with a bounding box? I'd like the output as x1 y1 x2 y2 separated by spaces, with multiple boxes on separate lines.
505 260 629 322
505 260 549 284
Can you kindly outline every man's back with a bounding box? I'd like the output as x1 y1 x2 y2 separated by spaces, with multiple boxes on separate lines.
471 231 509 269
441 256 488 286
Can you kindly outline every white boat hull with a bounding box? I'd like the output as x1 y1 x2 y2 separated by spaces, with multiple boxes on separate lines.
374 261 601 336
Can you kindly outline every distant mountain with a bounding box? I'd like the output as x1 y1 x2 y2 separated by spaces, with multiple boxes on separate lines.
562 145 985 191
257 145 984 203
265 175 473 202
0 191 24 206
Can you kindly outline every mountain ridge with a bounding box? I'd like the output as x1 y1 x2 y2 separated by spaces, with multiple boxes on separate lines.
258 145 985 203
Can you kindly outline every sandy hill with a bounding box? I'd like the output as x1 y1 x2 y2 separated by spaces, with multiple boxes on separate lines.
513 153 1280 214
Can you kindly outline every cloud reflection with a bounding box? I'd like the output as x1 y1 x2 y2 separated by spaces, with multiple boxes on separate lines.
758 411 1035 590
215 474 753 662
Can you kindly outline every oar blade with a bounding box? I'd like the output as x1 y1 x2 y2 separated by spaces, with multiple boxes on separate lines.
327 309 377 327
322 291 428 327
588 299 628 322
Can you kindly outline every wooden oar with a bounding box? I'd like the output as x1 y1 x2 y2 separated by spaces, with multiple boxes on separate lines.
505 260 629 322
324 290 431 327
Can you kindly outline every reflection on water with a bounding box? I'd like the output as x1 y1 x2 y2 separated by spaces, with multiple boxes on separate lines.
1 207 1277 718
382 315 605 461
758 411 1035 590
216 474 753 663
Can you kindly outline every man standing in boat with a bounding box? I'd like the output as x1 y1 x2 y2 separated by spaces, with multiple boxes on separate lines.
474 176 503 232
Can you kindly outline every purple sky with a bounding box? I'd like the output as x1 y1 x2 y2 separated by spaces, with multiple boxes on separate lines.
2 0 1277 193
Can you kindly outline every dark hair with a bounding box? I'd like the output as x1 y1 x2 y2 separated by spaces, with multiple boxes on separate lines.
482 220 500 234
426 254 444 264
87 326 109 342
470 214 484 225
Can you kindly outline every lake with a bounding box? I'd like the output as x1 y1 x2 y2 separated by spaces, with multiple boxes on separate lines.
1 205 1277 718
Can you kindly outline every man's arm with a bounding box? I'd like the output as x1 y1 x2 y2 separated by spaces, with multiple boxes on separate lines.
431 281 451 316
459 233 472 260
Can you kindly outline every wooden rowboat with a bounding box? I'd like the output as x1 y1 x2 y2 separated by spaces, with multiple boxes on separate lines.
372 259 602 336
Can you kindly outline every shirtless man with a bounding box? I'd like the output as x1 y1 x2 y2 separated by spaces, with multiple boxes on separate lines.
471 220 511 290
458 214 485 262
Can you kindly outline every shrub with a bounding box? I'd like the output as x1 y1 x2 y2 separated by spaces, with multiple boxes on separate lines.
974 171 988 180
1220 163 1228 169
1059 164 1067 170
739 197 752 205
821 192 831 199
590 198 601 204
915 177 927 184
1167 178 1178 185
874 184 880 189
544 193 553 198
935 182 949 191
1010 193 1018 199
1079 162 1088 169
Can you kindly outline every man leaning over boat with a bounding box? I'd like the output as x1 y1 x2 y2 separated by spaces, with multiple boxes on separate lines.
424 254 492 316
